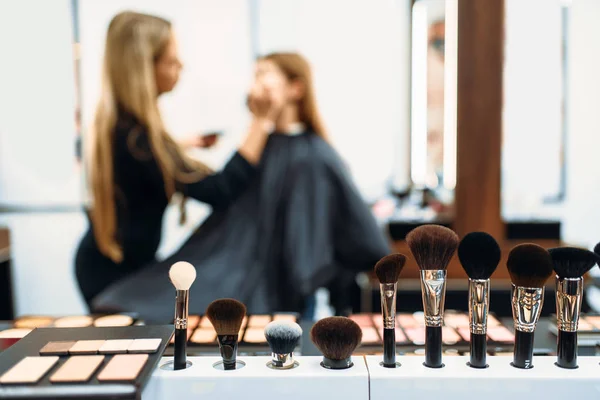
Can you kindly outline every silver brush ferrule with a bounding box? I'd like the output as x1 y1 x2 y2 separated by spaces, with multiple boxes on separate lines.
380 283 398 329
419 270 447 327
555 276 583 332
271 353 295 369
468 278 490 335
511 284 544 333
174 289 189 330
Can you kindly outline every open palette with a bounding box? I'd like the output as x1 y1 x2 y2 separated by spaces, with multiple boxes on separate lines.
168 313 299 355
0 325 172 399
349 311 515 354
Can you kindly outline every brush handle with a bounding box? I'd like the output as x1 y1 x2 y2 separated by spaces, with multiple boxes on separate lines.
512 330 535 369
382 328 396 367
217 335 239 370
424 326 443 368
468 333 487 368
556 330 578 369
173 328 187 370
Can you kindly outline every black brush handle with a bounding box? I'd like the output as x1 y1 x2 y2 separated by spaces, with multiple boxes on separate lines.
173 328 187 370
217 334 239 370
556 330 578 369
424 326 443 368
512 330 535 369
382 328 396 367
468 333 487 368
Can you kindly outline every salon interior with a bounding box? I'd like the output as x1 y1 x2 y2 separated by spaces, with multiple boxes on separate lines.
1 0 600 398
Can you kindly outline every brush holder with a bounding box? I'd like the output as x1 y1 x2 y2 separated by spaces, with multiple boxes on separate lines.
144 356 369 400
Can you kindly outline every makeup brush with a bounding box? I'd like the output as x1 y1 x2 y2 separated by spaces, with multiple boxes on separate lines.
406 224 459 368
310 317 362 370
594 242 600 259
169 261 197 370
206 299 247 370
457 232 501 369
374 253 407 368
264 320 303 369
507 244 553 369
549 247 599 369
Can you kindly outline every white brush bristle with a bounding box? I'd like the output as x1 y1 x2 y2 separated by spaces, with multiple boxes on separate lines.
264 321 302 339
169 261 197 290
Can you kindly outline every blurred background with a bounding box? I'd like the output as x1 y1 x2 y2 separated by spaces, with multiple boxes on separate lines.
0 0 599 319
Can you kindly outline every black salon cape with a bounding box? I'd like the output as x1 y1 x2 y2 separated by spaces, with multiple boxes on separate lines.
91 132 391 323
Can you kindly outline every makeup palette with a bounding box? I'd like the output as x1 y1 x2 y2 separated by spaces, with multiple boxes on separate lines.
348 311 514 354
0 325 172 399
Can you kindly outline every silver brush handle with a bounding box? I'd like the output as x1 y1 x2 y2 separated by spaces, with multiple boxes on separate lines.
420 270 447 327
271 353 295 369
511 284 544 333
555 276 583 332
469 279 490 335
174 289 189 329
380 283 398 329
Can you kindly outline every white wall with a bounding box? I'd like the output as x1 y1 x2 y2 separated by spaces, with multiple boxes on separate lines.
0 0 80 207
256 0 412 201
562 0 600 249
502 0 563 220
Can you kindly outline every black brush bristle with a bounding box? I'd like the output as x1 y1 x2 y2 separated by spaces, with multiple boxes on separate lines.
594 242 600 259
205 298 246 336
458 232 501 280
548 247 599 278
374 253 407 283
264 321 303 354
310 317 362 361
507 244 553 288
406 224 459 270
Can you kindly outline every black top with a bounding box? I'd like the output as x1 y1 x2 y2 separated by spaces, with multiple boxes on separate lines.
75 111 256 305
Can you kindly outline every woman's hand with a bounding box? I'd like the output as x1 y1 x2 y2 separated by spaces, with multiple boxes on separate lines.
247 82 283 122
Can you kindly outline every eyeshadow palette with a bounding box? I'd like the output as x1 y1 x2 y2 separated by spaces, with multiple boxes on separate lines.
0 325 172 399
349 312 514 353
168 313 299 354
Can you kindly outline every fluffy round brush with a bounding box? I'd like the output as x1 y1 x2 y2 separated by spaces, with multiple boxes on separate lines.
264 321 303 369
406 224 459 368
594 242 600 259
458 232 501 369
374 254 406 368
507 244 553 369
206 299 247 370
549 247 599 369
169 261 197 370
310 317 362 370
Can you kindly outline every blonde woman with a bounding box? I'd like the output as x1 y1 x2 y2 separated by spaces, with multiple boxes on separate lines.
75 11 280 306
92 52 391 320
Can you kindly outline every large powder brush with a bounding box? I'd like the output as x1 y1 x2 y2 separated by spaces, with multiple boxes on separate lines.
507 244 553 369
407 224 459 368
206 299 246 370
458 232 501 369
310 317 362 370
549 247 599 369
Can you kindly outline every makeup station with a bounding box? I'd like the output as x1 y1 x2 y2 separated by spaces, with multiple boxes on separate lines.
0 230 599 399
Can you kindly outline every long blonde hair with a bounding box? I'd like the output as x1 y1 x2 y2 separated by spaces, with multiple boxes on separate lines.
87 11 209 263
260 52 328 140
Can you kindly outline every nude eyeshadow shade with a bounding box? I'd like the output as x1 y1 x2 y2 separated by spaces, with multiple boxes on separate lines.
99 339 134 354
0 328 32 339
378 327 407 343
187 315 201 329
578 317 594 331
272 314 297 323
93 315 134 327
243 328 267 344
0 356 59 384
68 340 105 355
39 341 76 355
127 338 161 353
404 327 426 345
49 355 105 383
441 327 461 345
199 316 214 329
348 314 373 327
13 316 54 329
583 315 600 329
361 327 380 344
486 326 515 343
247 315 271 328
443 313 470 329
53 316 94 328
96 354 148 382
190 328 217 344
396 314 420 328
